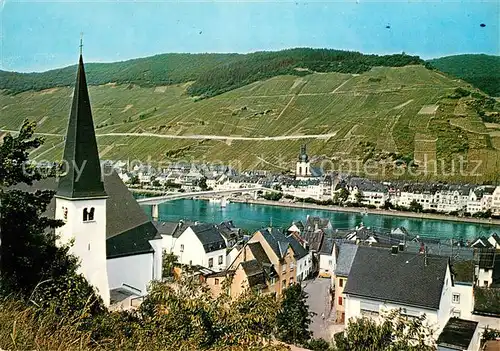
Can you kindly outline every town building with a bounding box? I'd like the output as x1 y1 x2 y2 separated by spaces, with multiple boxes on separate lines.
333 243 358 324
160 222 228 271
343 246 453 332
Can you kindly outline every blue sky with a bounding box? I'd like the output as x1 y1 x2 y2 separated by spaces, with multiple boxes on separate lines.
1 0 498 72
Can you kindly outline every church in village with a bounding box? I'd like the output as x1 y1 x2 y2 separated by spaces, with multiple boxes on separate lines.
25 53 163 306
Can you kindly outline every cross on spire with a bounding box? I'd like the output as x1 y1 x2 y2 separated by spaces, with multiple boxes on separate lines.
79 32 84 55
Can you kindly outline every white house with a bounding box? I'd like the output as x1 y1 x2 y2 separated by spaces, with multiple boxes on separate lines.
169 223 228 271
450 282 474 320
318 238 335 278
491 186 500 216
31 54 163 306
287 234 312 282
474 249 496 287
346 178 388 208
343 246 453 333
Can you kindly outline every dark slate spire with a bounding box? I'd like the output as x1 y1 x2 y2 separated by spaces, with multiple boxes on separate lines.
299 144 309 162
57 55 106 199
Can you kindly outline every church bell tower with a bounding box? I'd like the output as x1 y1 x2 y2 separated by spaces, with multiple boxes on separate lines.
55 49 110 305
296 144 311 179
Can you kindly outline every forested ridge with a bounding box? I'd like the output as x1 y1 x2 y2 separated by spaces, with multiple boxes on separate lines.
428 54 500 97
0 48 423 97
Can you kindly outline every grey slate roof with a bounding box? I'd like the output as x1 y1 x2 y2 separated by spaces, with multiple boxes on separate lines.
319 237 334 256
189 223 227 253
259 228 291 259
478 248 496 269
14 171 159 259
287 235 309 260
248 242 272 265
405 241 474 261
334 244 358 277
437 318 478 350
343 246 449 310
57 55 106 199
301 229 324 252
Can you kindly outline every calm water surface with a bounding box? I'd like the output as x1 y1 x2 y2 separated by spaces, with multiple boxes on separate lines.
144 199 499 241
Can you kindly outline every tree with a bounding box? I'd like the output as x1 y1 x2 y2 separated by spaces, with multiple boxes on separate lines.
162 251 178 279
409 200 423 213
0 121 62 294
276 283 314 345
0 120 103 315
338 188 350 203
354 191 363 205
334 309 435 351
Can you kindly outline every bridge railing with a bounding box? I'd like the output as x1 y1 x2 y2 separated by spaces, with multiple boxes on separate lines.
136 186 279 205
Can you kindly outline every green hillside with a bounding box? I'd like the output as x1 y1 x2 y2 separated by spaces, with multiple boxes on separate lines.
1 64 499 183
0 48 423 97
428 54 500 97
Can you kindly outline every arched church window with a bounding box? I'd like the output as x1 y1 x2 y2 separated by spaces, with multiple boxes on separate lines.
63 207 68 221
83 208 89 221
89 207 95 221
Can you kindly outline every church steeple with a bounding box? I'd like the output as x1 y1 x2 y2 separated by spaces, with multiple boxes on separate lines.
57 54 106 199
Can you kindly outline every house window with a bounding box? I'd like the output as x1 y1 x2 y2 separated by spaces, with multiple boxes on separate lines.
270 277 276 285
215 278 219 285
452 293 460 304
282 264 287 274
88 207 95 221
289 277 294 284
339 278 343 287
452 310 461 318
338 296 343 306
62 207 68 221
180 244 184 252
208 258 214 268
218 255 223 265
328 260 333 266
484 281 489 287
88 243 91 251
282 280 286 289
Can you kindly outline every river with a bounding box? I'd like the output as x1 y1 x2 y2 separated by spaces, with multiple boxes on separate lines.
145 199 499 241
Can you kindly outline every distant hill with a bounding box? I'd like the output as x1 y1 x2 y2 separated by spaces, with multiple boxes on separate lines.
0 48 423 97
1 64 499 183
428 54 500 97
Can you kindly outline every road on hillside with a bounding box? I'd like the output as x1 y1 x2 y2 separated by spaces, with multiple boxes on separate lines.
0 129 337 141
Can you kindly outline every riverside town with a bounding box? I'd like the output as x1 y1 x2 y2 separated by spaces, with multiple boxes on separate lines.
1 1 499 350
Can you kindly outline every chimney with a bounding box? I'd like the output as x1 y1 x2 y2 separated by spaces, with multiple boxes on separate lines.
391 246 398 255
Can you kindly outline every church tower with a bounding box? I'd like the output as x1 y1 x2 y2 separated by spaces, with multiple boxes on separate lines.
296 144 311 179
55 53 110 305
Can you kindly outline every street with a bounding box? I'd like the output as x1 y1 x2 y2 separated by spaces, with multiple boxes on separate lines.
303 277 342 342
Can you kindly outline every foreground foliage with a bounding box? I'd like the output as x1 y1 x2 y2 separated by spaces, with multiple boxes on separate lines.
334 309 436 351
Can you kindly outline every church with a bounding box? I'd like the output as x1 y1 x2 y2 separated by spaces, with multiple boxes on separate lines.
22 53 163 306
295 144 323 180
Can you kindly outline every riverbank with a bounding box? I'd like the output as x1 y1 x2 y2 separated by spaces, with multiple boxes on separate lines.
230 198 500 226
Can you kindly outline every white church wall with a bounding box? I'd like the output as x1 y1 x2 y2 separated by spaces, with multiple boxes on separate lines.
55 197 110 305
107 253 154 295
149 238 164 281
